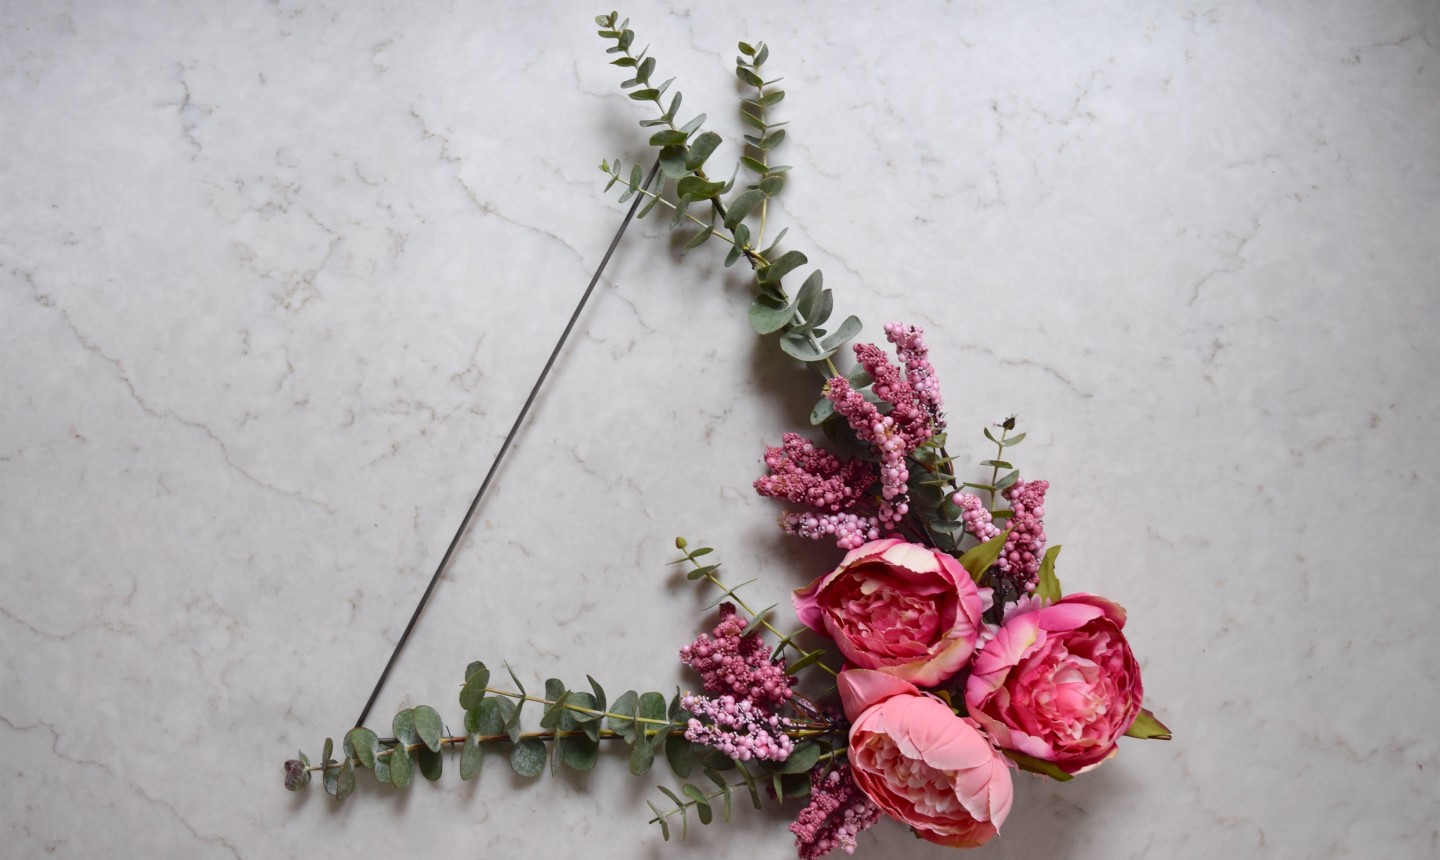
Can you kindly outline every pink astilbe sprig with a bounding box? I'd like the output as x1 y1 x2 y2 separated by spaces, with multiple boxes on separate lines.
781 511 881 551
998 479 1049 590
755 433 876 513
681 694 794 763
790 762 882 858
951 492 1000 541
884 321 943 418
680 603 795 708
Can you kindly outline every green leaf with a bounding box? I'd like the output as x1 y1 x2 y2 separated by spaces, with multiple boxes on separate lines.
741 604 776 636
723 188 766 230
679 113 707 135
740 155 769 175
459 734 483 780
757 249 806 285
416 745 443 781
639 692 667 727
388 744 414 789
322 737 333 765
736 66 764 87
792 270 822 319
413 705 443 753
995 469 1020 492
558 733 600 771
785 649 826 675
1034 545 1063 603
647 801 671 841
779 332 836 364
540 692 572 730
809 396 835 425
649 129 688 147
682 783 714 825
820 315 862 350
659 145 688 178
685 131 722 170
392 710 418 746
608 690 640 743
587 675 607 716
495 697 521 743
676 175 725 201
509 739 546 777
629 88 660 102
472 697 505 737
758 129 787 150
760 89 785 106
980 460 1013 469
371 748 390 785
1004 749 1073 781
323 759 338 797
459 663 490 710
734 766 764 809
1003 431 1027 447
754 43 770 66
748 293 794 335
666 733 695 778
957 530 1010 583
1124 707 1173 740
758 175 784 197
345 728 378 770
336 758 355 801
629 734 657 775
740 109 767 131
774 741 822 774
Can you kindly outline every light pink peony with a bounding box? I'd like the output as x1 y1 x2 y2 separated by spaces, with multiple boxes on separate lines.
792 539 987 686
839 670 1013 848
965 594 1143 775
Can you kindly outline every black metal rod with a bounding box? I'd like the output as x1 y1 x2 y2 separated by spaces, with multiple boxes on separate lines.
354 160 662 728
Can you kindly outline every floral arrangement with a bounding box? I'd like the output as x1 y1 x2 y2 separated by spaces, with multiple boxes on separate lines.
283 13 1171 856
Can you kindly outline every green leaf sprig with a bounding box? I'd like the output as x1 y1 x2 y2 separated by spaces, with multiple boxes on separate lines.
595 13 860 378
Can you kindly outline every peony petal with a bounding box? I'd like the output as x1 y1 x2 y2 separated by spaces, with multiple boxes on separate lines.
791 575 828 632
898 698 995 771
877 541 942 573
837 669 920 722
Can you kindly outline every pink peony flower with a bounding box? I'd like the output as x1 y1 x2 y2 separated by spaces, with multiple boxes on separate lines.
965 593 1143 775
792 539 987 686
839 670 1013 848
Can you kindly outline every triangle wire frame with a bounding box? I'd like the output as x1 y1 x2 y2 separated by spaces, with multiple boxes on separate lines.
352 160 661 729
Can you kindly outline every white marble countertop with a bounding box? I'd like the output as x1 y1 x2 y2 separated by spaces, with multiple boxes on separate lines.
3 1 1438 857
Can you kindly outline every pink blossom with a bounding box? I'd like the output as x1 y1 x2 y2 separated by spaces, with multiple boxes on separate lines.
999 479 1049 589
884 321 943 416
951 492 1000 541
680 603 794 708
789 763 881 858
793 539 988 686
681 694 793 762
839 670 1013 849
965 593 1143 775
780 511 881 551
754 433 875 513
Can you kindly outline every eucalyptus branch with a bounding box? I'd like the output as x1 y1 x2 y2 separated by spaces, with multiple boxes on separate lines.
598 16 850 380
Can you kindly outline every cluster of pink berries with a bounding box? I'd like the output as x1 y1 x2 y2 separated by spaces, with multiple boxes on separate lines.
951 491 1000 541
679 603 794 708
754 433 875 513
999 479 1050 589
883 321 942 415
781 511 881 551
680 694 794 763
789 763 882 858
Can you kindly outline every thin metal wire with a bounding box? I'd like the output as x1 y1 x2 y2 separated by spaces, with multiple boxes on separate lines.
354 160 662 728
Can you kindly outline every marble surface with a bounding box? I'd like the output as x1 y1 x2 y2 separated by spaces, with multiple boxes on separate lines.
3 1 1438 857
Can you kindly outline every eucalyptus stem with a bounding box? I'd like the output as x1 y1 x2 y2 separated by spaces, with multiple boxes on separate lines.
682 552 839 678
987 424 1010 509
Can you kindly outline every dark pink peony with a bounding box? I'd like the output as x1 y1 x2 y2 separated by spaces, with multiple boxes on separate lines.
965 594 1143 775
792 539 987 686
